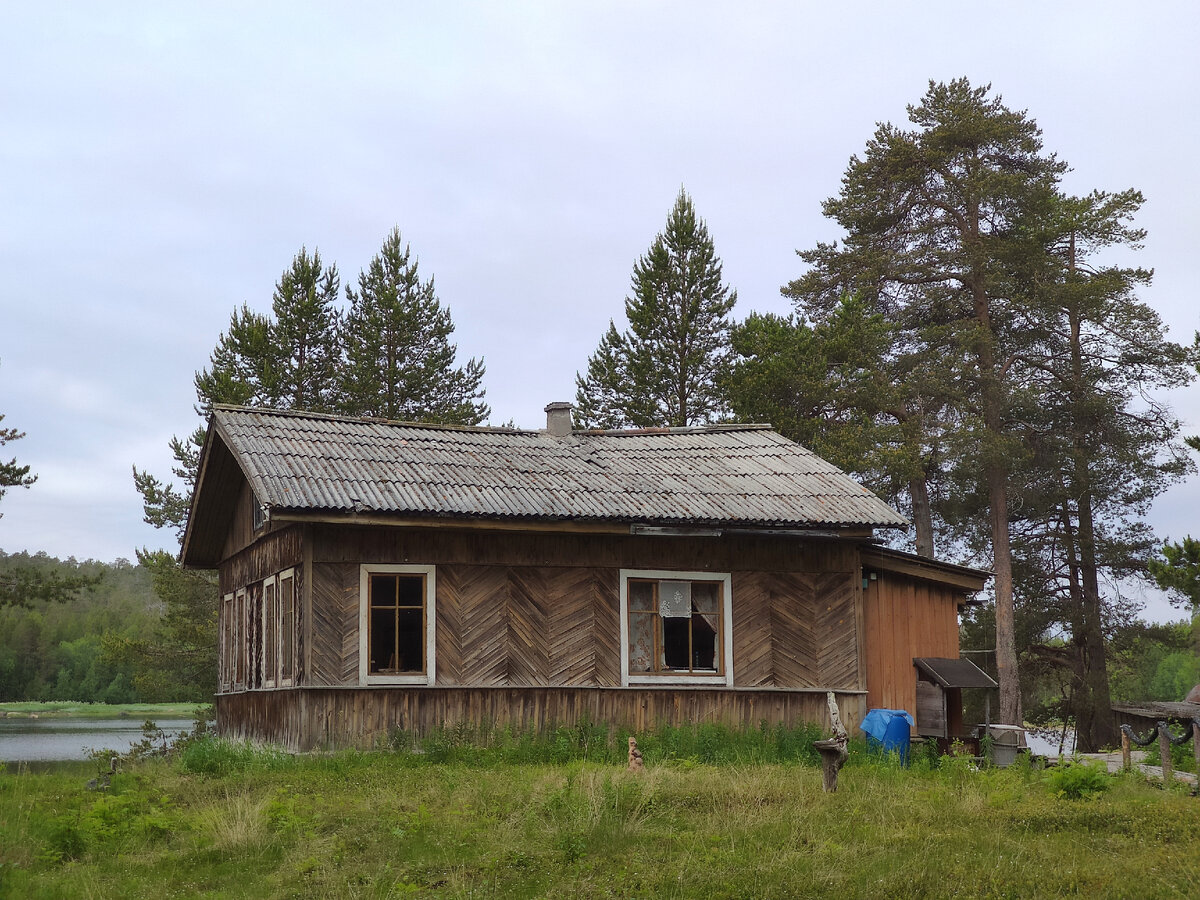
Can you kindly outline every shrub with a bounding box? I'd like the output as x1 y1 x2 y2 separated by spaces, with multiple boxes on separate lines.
1046 759 1110 800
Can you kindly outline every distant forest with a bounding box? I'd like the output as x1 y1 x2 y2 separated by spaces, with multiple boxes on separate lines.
0 549 205 703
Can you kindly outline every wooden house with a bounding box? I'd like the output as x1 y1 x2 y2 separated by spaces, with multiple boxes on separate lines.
181 403 990 751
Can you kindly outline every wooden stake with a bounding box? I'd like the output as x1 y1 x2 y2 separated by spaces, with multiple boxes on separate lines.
1120 729 1131 772
1158 722 1173 786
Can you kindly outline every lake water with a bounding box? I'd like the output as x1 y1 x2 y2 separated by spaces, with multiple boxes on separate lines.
0 718 195 763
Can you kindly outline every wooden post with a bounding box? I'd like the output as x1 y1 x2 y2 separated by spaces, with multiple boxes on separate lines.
1193 720 1200 777
1120 729 1131 772
1157 722 1173 786
813 692 849 793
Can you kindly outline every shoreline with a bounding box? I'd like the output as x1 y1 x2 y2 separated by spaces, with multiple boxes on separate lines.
0 701 206 721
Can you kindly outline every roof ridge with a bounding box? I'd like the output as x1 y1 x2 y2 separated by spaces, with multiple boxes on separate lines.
212 405 775 437
577 424 773 436
211 404 527 434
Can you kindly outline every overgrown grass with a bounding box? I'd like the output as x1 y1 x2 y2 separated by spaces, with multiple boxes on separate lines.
382 719 825 767
0 701 205 720
2 727 1198 898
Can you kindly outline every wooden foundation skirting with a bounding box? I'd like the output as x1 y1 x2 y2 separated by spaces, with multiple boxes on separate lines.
216 686 867 752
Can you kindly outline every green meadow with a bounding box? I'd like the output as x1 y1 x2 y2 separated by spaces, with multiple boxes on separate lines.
3 723 1199 899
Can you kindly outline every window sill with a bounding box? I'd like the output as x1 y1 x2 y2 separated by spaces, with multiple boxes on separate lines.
363 674 433 686
626 673 732 687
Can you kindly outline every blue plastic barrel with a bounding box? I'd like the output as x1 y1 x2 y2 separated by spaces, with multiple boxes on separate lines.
860 708 914 764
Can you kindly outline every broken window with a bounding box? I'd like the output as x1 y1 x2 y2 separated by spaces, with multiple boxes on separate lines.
623 572 729 682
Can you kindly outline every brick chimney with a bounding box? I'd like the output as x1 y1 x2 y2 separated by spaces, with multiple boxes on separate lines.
544 402 574 437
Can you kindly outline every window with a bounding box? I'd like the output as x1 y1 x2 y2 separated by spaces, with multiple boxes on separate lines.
234 588 246 687
221 592 234 690
619 569 733 686
260 569 296 688
359 564 436 685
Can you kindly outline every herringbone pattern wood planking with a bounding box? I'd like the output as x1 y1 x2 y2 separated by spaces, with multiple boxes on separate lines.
546 567 597 685
816 572 859 689
771 572 819 687
435 566 463 684
732 573 773 686
455 565 509 686
507 568 550 685
592 569 622 687
310 563 355 686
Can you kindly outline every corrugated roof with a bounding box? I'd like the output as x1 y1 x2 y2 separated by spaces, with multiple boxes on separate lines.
207 406 908 529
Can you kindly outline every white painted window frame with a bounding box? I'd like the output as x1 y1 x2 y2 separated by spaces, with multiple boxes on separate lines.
235 587 247 689
278 568 296 687
260 568 297 689
221 592 233 690
358 564 436 686
619 568 734 687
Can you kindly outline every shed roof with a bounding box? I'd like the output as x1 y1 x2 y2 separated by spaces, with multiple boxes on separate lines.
182 406 908 566
913 657 998 689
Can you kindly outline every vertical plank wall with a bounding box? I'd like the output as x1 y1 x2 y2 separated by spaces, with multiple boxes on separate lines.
862 572 962 725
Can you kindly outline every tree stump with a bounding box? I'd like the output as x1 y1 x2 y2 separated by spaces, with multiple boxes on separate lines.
813 692 849 792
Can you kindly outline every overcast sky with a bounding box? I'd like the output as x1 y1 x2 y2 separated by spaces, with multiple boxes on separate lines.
2 3 1197 620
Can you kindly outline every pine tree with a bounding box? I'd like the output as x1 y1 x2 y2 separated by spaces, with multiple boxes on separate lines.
132 247 340 700
0 359 36 517
725 296 949 558
789 80 1066 725
340 228 488 424
576 189 736 428
1008 189 1195 749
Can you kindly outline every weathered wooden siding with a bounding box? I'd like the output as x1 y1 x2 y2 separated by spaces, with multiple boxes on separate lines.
221 478 258 561
217 685 868 751
862 572 962 726
218 527 307 684
219 526 304 595
311 526 861 575
303 525 862 694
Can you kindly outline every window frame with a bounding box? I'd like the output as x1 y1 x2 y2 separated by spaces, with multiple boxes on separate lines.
234 587 247 689
358 564 436 686
260 568 296 689
619 569 734 687
221 591 234 691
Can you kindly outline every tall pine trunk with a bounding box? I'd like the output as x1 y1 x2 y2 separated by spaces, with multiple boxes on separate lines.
910 476 934 559
1064 264 1117 751
972 269 1022 726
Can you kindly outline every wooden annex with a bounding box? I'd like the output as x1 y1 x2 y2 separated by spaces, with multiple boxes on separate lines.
182 403 990 751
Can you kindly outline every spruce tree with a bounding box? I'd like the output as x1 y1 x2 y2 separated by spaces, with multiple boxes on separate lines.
340 228 488 424
576 189 736 428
